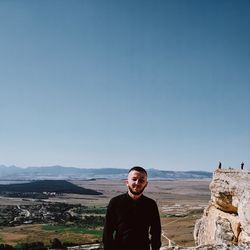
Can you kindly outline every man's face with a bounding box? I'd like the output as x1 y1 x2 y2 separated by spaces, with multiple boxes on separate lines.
126 170 148 196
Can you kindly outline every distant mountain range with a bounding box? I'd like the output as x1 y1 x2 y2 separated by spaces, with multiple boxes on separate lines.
0 165 212 180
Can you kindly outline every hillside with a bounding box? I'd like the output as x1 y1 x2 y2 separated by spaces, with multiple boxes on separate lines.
0 180 102 195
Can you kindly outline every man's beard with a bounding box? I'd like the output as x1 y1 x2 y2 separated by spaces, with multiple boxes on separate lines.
128 186 145 196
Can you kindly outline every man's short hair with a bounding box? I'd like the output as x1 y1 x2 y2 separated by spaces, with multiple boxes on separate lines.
128 166 148 176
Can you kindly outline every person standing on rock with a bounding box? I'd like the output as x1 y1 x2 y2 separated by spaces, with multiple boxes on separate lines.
103 166 162 250
218 162 222 169
241 162 244 170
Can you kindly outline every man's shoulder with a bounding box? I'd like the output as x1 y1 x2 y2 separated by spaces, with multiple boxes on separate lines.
109 193 128 204
142 195 158 206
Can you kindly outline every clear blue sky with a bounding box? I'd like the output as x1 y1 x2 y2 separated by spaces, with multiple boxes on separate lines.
0 0 249 171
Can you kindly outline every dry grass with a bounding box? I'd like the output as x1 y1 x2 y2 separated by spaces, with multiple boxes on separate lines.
0 224 100 246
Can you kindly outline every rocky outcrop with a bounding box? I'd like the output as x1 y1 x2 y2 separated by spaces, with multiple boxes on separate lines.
194 169 250 248
67 243 103 249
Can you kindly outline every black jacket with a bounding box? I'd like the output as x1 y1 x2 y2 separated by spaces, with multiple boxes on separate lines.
103 193 161 250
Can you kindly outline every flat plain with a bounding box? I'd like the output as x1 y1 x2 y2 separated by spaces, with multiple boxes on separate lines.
0 178 211 248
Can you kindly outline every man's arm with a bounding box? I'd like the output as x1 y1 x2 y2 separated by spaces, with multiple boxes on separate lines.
150 201 162 250
103 200 115 250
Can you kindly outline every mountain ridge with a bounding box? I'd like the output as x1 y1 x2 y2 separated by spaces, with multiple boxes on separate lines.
0 179 102 195
0 165 212 180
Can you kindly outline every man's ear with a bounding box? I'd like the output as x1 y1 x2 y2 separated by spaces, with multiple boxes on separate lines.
125 179 128 186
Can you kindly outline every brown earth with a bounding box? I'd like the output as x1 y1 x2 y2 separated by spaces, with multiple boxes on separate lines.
0 224 99 246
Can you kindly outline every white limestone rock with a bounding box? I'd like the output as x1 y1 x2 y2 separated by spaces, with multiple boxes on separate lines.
194 169 250 247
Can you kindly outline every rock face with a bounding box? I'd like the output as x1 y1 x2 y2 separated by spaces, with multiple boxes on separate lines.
194 169 250 247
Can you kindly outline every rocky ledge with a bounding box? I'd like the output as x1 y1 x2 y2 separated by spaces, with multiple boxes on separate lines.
193 169 250 248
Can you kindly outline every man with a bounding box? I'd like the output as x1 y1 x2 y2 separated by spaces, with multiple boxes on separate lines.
103 166 162 250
